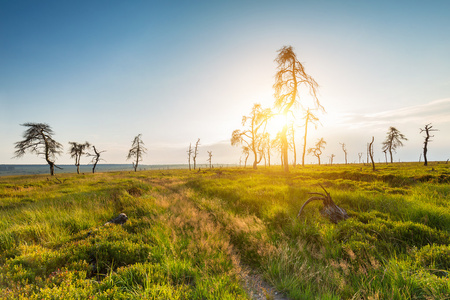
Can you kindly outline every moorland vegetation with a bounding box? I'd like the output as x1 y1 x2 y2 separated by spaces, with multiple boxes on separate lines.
1 162 449 299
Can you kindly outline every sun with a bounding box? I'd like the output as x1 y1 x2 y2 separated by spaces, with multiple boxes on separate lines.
266 114 287 137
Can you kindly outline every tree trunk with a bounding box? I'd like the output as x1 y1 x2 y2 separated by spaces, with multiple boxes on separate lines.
302 120 308 167
49 163 54 176
281 125 289 172
76 164 80 174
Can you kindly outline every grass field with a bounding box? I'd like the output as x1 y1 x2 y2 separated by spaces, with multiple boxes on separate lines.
1 162 449 299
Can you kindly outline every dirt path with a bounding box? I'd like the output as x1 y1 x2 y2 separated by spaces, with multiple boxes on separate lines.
240 268 289 300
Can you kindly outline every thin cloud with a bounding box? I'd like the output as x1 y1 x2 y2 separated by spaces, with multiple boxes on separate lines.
338 98 450 128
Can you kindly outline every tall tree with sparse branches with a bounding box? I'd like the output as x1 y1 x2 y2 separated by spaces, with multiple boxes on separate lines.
187 143 193 171
207 151 213 169
14 123 63 176
127 134 147 172
307 138 326 165
340 143 348 165
369 137 376 171
273 45 324 172
87 145 106 174
193 138 200 170
382 127 408 163
68 141 90 174
301 108 320 167
231 104 271 169
420 123 438 166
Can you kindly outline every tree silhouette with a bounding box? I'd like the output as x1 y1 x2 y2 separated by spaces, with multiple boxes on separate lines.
193 138 200 170
329 154 336 165
207 151 213 169
273 45 323 172
382 127 407 163
289 122 297 167
242 146 250 168
369 137 375 171
87 145 106 174
187 143 193 171
68 141 90 174
127 134 146 172
420 123 438 166
340 143 348 165
301 108 320 167
231 104 271 169
307 138 326 165
14 123 63 176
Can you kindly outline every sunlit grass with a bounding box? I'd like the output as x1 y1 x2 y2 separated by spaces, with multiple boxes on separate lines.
1 162 449 299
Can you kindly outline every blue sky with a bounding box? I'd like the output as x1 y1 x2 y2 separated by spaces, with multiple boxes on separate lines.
1 0 449 165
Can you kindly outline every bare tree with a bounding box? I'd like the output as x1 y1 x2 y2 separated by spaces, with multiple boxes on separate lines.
87 145 106 174
382 149 388 164
127 134 147 172
273 45 323 172
369 137 375 171
289 122 297 167
382 127 407 163
329 154 336 165
301 108 320 167
420 123 438 166
231 104 271 169
340 143 348 165
193 138 200 170
68 141 90 174
207 151 213 169
261 132 272 167
358 152 363 164
14 123 63 176
307 138 326 165
242 146 250 168
187 143 193 171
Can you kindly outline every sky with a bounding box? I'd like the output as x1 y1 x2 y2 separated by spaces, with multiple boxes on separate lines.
1 0 449 166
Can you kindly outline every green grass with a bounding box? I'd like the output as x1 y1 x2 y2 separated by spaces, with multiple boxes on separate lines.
1 162 449 299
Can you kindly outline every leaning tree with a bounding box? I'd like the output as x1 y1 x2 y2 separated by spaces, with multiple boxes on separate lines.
307 137 326 165
14 123 63 176
127 134 147 172
87 145 106 173
273 45 324 172
68 141 90 174
382 127 408 163
420 123 438 166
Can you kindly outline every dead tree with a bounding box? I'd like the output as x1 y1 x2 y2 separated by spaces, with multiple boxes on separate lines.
231 104 271 170
127 134 147 172
301 108 320 167
297 184 349 224
68 141 90 174
383 149 388 164
420 123 438 166
382 127 407 163
187 143 193 171
207 151 213 169
87 145 106 173
358 152 363 164
307 138 326 165
369 136 375 171
329 154 335 165
340 143 348 164
242 146 250 168
273 45 324 173
193 138 200 170
14 123 63 176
